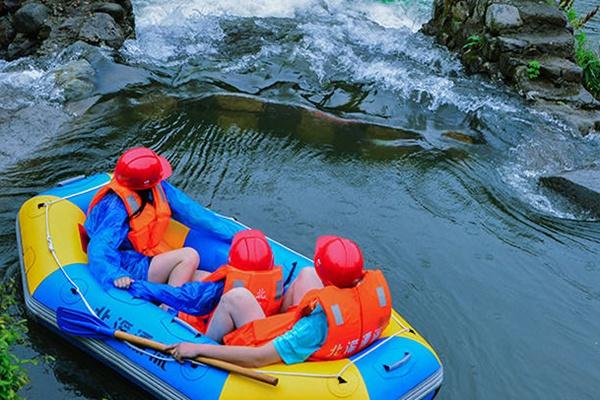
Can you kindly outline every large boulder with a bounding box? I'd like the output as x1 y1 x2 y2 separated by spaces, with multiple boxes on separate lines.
13 2 48 36
78 12 124 49
485 3 523 34
540 168 600 216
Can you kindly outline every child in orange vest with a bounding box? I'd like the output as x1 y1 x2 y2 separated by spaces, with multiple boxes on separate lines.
178 230 286 338
167 236 392 367
86 147 203 289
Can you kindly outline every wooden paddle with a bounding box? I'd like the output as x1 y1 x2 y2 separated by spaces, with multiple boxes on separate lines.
56 307 278 386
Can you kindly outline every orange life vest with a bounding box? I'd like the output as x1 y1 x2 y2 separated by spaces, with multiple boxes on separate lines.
223 269 392 361
88 179 172 257
178 265 284 332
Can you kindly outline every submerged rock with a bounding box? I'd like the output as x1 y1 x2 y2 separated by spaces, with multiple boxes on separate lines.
51 41 149 103
214 94 265 113
13 2 48 36
443 130 482 144
540 169 600 216
78 12 123 49
54 59 96 101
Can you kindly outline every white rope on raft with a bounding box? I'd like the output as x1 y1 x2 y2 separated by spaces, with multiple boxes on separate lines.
43 181 108 318
42 180 413 381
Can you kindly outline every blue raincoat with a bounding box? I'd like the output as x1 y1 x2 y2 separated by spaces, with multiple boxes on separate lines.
84 181 236 314
128 280 224 315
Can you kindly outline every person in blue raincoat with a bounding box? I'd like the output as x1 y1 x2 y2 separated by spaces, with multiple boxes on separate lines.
84 147 236 291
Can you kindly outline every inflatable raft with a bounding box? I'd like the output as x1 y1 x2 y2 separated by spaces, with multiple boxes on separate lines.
16 174 443 399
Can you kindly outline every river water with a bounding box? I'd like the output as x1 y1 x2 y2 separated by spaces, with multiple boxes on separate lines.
1 0 599 399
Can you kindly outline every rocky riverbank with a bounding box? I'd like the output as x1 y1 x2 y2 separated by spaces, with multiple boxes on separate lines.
422 0 600 134
0 0 134 60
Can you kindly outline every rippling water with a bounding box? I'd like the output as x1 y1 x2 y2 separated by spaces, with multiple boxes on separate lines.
1 1 600 399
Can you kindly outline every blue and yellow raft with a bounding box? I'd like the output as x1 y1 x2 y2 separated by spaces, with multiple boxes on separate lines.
16 174 443 399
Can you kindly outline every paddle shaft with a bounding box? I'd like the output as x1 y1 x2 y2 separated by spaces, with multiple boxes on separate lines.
114 331 279 386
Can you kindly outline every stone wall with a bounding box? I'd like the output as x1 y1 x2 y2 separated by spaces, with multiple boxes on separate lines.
0 0 134 60
422 0 600 134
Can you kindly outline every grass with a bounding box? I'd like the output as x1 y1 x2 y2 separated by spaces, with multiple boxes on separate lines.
575 32 600 98
560 1 600 98
527 60 541 80
462 35 484 52
0 279 30 400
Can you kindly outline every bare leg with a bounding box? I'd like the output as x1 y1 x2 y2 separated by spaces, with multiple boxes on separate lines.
148 247 200 287
205 288 265 343
192 270 211 282
281 267 323 312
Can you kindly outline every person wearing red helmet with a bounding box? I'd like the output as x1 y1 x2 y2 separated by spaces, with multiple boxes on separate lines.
167 236 392 368
178 229 285 339
85 147 234 290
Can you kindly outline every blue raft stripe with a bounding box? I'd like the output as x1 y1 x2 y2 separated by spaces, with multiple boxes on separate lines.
351 336 442 400
41 174 111 214
32 263 229 400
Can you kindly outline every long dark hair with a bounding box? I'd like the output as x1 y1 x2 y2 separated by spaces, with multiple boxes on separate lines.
129 189 151 219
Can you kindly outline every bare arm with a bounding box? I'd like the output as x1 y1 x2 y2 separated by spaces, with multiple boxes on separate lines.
166 342 282 368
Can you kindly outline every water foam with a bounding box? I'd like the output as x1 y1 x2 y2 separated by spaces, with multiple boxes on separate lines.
0 60 61 111
0 58 70 168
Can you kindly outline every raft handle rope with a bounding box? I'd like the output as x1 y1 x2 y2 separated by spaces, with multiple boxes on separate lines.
42 181 413 383
384 351 411 372
40 182 179 362
43 181 108 319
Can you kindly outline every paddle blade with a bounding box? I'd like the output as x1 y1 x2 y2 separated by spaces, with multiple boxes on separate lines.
56 307 115 339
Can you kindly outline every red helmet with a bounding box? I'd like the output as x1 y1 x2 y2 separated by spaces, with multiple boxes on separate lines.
314 236 364 288
114 147 172 190
228 230 274 271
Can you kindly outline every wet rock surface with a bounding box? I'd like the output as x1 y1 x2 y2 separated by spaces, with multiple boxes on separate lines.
540 168 600 216
0 0 135 60
52 40 150 103
422 0 600 134
78 12 123 48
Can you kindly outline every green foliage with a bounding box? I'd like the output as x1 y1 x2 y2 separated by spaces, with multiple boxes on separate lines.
0 280 30 400
463 35 483 52
527 60 541 80
558 1 600 99
575 32 600 98
565 7 578 27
